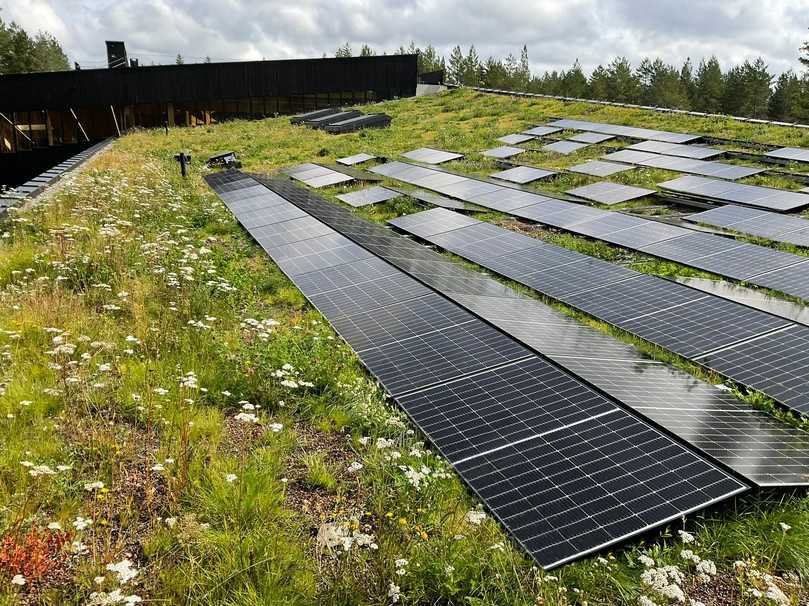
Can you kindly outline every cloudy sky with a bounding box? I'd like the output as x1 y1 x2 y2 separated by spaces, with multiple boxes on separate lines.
2 0 808 76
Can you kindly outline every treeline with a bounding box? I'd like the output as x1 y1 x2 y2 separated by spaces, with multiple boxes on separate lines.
339 39 809 122
0 16 69 74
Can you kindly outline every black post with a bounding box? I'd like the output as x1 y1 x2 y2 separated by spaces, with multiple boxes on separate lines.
173 152 191 177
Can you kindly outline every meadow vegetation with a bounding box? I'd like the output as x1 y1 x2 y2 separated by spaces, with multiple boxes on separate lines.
0 89 808 605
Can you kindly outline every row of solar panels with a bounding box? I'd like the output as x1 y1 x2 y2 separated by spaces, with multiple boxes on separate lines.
369 161 809 303
369 161 809 412
544 118 809 167
687 205 809 248
289 107 391 133
205 170 748 569
256 173 809 488
1 138 113 203
287 199 809 488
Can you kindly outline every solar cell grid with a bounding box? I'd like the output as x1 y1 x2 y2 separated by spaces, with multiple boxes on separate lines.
627 140 723 160
542 140 589 155
548 119 700 143
767 147 809 163
566 182 655 205
690 243 805 281
329 293 476 351
388 207 480 237
750 262 809 301
498 133 536 145
522 125 563 137
307 272 430 317
568 160 635 177
659 176 809 212
398 356 617 463
639 231 745 262
522 258 639 298
358 320 532 396
491 166 557 184
402 147 464 164
697 326 809 416
336 153 376 166
569 132 615 144
483 146 527 159
336 186 400 207
456 412 744 568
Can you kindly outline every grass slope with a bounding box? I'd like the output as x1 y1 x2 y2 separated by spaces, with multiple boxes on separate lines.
0 89 807 605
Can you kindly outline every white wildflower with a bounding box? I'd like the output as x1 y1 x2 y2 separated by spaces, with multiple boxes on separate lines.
73 516 93 530
465 510 487 525
225 473 238 483
106 558 139 584
388 582 401 603
84 480 105 491
11 574 26 586
347 461 363 473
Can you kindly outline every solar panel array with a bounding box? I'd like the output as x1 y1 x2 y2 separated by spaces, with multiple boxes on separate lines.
626 140 724 160
283 163 354 188
491 166 557 184
206 170 749 568
389 207 809 418
767 147 809 164
356 214 809 487
402 147 464 164
548 119 701 143
603 150 764 180
686 205 809 247
336 186 400 207
368 161 809 302
566 182 655 205
659 176 809 212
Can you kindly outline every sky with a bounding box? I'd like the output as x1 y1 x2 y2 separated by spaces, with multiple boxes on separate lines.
2 0 808 76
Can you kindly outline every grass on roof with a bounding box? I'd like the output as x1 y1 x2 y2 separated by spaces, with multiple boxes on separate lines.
0 88 807 605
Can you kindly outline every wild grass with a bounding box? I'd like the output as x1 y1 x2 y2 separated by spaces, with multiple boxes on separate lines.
0 88 807 605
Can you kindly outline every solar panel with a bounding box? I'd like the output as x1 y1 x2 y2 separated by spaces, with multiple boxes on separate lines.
801 187 809 194
483 146 527 159
627 140 723 160
366 161 809 303
542 140 589 155
686 206 809 245
696 326 809 416
454 411 744 569
522 125 562 137
491 166 557 184
213 178 773 543
402 147 464 164
690 243 805 281
566 182 655 205
659 176 809 212
569 132 615 144
388 207 481 238
547 119 700 143
767 147 809 164
336 186 401 207
568 160 635 177
336 153 376 166
750 262 809 301
498 133 536 145
395 188 480 211
384 209 809 486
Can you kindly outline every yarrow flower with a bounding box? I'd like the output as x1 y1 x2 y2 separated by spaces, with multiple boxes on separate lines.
464 510 487 525
106 558 139 584
225 473 238 483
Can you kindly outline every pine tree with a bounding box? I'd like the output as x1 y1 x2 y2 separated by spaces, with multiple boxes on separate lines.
740 57 772 118
447 45 464 84
680 58 696 107
801 30 809 68
721 65 746 115
462 45 481 86
769 71 802 120
418 45 444 74
512 45 531 91
589 65 610 99
335 43 352 58
0 18 69 74
637 58 688 108
605 57 639 103
359 44 375 57
481 57 509 88
175 54 184 65
694 56 724 113
560 60 589 98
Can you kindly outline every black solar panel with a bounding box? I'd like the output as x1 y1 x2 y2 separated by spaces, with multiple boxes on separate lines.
491 166 557 184
569 132 615 144
403 147 464 164
659 176 809 212
548 119 700 143
542 140 589 155
483 146 526 159
627 140 723 160
750 262 809 301
697 326 809 416
566 182 655 205
568 160 635 177
767 147 809 163
336 186 401 207
455 412 744 568
498 133 536 145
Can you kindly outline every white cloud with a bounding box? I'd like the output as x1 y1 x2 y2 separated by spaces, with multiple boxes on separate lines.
1 0 807 76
